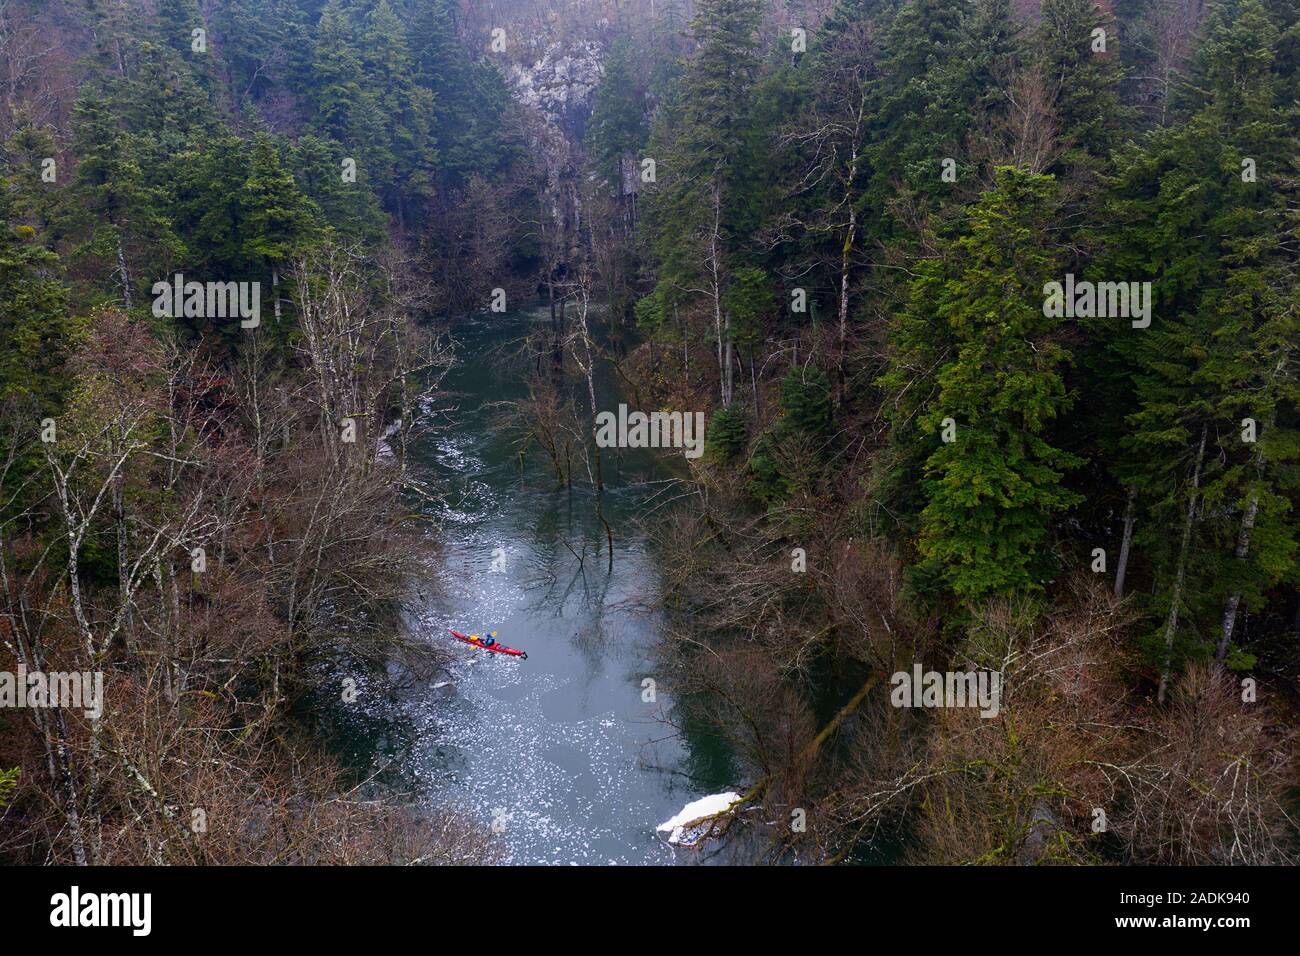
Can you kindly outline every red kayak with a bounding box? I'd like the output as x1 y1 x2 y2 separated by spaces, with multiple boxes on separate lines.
449 629 528 660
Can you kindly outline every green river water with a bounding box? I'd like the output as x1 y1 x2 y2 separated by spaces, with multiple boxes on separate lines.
324 305 737 864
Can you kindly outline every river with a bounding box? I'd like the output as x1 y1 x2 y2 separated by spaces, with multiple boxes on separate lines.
378 305 731 864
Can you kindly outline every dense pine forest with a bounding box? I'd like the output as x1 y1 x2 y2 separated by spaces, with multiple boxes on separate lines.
0 0 1297 867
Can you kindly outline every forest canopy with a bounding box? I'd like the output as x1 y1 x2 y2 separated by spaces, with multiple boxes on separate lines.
0 0 1296 867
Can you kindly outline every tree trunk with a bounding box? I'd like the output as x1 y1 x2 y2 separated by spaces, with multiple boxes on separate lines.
723 319 734 407
1114 485 1137 598
116 237 132 310
1157 424 1207 705
708 184 728 406
838 207 855 343
555 296 566 378
548 274 564 385
272 265 281 324
54 711 89 865
112 442 132 659
5 591 89 864
1217 488 1261 663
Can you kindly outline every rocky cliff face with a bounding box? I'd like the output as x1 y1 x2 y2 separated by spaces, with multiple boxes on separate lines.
506 38 604 141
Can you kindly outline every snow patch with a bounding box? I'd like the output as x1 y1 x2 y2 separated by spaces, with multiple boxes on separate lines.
656 791 743 847
377 417 401 461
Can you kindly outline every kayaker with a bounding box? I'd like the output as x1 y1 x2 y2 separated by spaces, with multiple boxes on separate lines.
482 632 497 647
